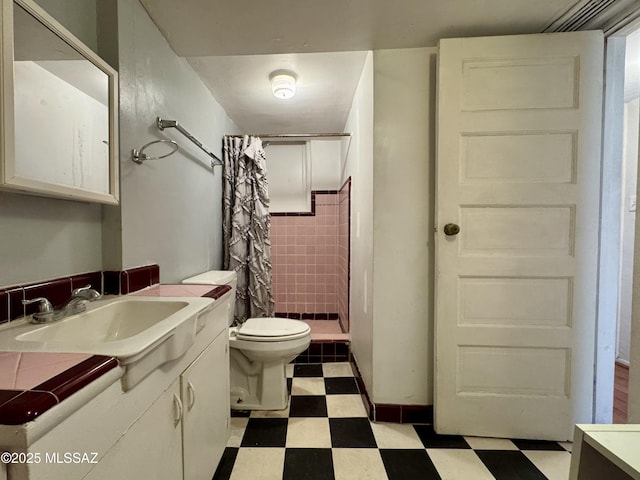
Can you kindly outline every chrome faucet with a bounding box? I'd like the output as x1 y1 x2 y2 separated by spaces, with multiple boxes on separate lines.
23 285 101 324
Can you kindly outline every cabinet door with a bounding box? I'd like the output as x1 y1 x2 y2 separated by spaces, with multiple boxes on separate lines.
82 379 183 480
181 333 230 480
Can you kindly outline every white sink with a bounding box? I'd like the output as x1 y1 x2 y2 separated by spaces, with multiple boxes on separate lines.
0 296 216 390
18 299 192 344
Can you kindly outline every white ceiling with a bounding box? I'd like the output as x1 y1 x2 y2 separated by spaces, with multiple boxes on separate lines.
140 0 579 134
187 52 368 134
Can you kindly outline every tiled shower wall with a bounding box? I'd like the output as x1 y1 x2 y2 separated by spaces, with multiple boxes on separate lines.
271 181 350 329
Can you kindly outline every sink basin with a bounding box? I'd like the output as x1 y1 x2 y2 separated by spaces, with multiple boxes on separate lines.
0 296 217 390
18 299 192 344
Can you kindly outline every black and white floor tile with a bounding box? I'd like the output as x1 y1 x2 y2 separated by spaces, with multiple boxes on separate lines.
213 362 572 480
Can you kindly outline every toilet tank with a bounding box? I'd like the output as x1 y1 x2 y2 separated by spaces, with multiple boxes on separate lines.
183 270 237 326
182 270 237 290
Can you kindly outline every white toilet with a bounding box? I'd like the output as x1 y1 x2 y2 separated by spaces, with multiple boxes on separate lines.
182 270 311 410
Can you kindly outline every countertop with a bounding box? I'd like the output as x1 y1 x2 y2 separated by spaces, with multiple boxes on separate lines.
0 283 230 425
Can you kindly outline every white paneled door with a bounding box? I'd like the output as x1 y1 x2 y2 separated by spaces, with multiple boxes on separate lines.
435 31 604 441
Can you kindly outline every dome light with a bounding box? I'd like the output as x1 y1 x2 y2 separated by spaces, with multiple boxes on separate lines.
270 71 297 99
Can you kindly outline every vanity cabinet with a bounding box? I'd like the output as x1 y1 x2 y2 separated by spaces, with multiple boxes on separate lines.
81 379 183 480
83 331 229 480
181 333 229 480
0 292 232 480
82 326 230 480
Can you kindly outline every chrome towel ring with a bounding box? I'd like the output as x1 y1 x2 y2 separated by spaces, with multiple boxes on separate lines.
131 139 179 164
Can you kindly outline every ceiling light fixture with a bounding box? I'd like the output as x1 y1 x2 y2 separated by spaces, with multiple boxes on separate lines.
270 70 297 99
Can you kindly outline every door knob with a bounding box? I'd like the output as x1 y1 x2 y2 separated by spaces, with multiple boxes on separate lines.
443 223 460 236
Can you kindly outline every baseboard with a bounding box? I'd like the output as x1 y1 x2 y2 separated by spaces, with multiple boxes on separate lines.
349 353 433 424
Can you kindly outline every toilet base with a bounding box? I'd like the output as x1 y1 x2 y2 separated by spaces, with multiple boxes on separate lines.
229 358 290 410
230 384 288 411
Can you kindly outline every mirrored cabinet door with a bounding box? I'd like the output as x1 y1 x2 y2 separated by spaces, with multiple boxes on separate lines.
1 0 119 204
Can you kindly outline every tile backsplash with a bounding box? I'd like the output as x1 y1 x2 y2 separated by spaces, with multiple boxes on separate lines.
104 264 160 296
0 264 160 323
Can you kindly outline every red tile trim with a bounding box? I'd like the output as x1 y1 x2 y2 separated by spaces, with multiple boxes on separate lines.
7 288 24 320
104 264 161 295
1 266 159 322
0 291 7 324
103 271 121 295
150 265 160 285
0 390 58 425
349 354 433 424
2 271 105 321
35 356 118 403
376 404 402 423
0 355 118 425
350 354 374 418
120 271 130 295
270 189 340 216
271 191 316 217
202 285 232 300
0 390 21 408
126 266 155 293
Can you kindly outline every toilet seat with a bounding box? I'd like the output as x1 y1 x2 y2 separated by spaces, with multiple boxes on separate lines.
234 317 310 342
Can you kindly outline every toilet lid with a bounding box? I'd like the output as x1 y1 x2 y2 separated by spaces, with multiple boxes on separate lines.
236 317 310 342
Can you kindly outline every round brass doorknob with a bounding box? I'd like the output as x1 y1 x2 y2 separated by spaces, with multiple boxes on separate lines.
443 223 460 236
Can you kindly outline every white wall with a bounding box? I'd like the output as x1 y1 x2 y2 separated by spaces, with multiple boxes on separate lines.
342 52 375 397
372 48 435 405
311 140 341 189
268 139 342 213
0 194 103 287
618 98 638 363
0 0 103 288
116 0 238 283
267 143 311 213
33 0 98 52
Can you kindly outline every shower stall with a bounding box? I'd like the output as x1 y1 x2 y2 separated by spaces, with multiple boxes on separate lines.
266 137 351 338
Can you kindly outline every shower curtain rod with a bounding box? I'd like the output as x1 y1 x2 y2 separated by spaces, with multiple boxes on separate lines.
226 133 351 139
257 133 351 138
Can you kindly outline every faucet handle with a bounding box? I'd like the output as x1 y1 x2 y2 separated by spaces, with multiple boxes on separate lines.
22 297 54 313
71 284 101 301
72 284 92 296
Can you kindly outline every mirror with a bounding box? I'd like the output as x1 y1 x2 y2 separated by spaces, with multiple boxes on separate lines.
0 0 119 204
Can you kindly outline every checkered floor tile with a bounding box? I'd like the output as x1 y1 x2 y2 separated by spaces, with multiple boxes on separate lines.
213 362 572 480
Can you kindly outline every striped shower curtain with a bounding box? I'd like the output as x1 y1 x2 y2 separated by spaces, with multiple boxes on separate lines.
222 135 274 324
